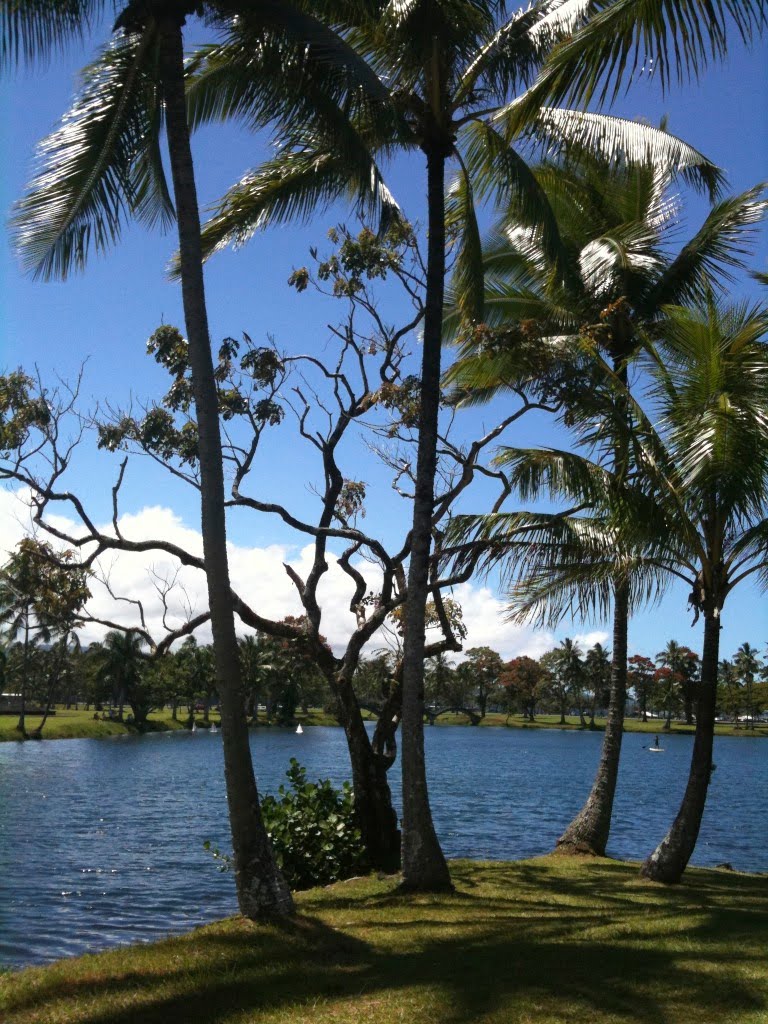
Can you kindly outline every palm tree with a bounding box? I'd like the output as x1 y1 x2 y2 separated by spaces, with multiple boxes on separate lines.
90 629 146 722
186 0 732 893
635 299 768 880
238 634 274 721
584 641 611 727
553 637 585 723
734 642 762 728
5 0 359 916
5 0 404 879
177 635 217 725
453 295 768 881
655 639 699 725
445 156 766 856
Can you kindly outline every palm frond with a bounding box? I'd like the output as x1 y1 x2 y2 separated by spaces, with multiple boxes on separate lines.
188 134 398 270
647 299 768 515
728 519 768 588
507 0 768 114
456 0 591 104
0 0 103 68
508 108 725 201
243 0 392 105
11 27 173 280
645 184 768 310
446 158 485 323
493 445 614 504
459 119 566 273
577 221 665 301
186 15 395 136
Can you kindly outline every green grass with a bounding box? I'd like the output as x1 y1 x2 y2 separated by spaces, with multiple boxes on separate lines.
436 711 767 738
2 856 766 1023
0 709 187 742
1 707 764 742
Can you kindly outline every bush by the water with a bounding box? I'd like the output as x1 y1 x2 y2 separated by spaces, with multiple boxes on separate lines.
259 759 368 890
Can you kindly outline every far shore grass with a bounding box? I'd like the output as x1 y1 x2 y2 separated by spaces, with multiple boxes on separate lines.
2 856 767 1024
1 705 765 742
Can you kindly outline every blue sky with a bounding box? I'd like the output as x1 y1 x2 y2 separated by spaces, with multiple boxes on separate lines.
1 14 766 662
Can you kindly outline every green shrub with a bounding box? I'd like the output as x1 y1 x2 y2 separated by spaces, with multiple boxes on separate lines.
260 759 369 890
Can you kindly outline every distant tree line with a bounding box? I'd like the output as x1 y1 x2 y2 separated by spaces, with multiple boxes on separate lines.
3 591 765 737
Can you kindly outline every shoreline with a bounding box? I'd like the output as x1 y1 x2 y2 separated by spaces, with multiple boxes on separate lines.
1 708 766 743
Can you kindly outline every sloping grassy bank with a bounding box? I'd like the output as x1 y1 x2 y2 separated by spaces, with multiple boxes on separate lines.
2 857 766 1024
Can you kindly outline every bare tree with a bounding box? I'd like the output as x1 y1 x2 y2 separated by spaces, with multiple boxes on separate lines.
0 225 554 870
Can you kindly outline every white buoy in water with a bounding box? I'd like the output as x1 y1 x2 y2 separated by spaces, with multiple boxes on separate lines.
210 723 218 734
296 724 304 735
191 723 197 733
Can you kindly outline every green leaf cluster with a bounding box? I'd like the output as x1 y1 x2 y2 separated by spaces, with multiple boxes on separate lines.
260 759 368 891
0 371 50 455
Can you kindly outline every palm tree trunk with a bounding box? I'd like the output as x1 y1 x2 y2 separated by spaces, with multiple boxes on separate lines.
556 351 631 855
641 610 720 882
400 144 452 892
158 16 292 918
557 578 629 855
17 616 29 738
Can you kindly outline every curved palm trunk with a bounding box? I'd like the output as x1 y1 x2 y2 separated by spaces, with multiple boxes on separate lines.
557 578 629 855
556 354 631 855
641 611 720 882
400 145 452 892
159 17 292 918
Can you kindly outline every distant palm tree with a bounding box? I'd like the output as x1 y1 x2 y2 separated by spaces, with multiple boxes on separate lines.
584 642 611 727
717 658 741 723
734 642 762 728
91 630 145 722
553 637 585 723
655 639 699 724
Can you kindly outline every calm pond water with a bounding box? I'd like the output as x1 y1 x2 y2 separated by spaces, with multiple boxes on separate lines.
0 725 765 968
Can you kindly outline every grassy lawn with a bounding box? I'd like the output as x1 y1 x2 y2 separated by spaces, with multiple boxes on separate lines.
438 711 767 738
2 856 766 1024
1 707 764 741
0 709 186 742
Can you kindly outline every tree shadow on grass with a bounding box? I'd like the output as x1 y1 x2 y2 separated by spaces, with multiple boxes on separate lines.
5 878 767 1024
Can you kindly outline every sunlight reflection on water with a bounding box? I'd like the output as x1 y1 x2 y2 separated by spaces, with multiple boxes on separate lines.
0 725 765 966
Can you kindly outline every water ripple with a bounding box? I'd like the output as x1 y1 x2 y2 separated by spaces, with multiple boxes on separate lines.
0 726 765 968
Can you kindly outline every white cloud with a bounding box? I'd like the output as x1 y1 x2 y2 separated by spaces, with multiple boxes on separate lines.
574 630 610 650
451 582 555 661
0 488 554 659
